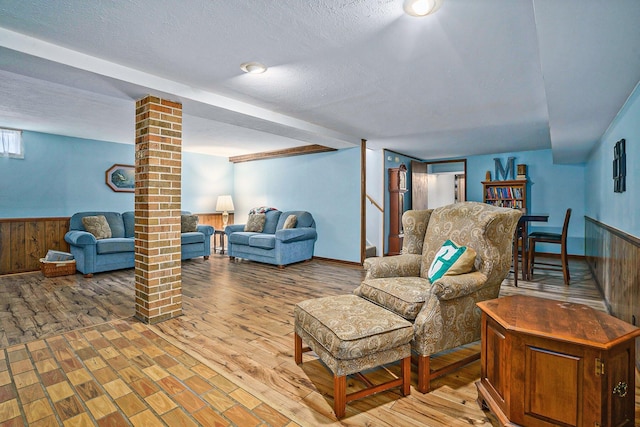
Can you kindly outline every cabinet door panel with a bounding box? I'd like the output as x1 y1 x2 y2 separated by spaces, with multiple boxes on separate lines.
525 346 581 426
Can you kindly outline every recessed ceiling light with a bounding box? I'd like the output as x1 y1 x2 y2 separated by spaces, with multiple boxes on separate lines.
403 0 443 17
240 62 267 74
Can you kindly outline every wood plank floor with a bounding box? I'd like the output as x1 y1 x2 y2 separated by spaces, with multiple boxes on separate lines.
0 255 637 426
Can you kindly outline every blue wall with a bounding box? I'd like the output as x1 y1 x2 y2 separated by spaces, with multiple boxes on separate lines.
586 83 640 238
0 131 233 218
439 149 586 255
234 148 361 262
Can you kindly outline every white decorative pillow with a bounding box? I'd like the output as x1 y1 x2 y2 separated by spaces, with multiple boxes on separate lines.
244 213 266 232
427 240 476 282
82 215 112 240
283 215 297 229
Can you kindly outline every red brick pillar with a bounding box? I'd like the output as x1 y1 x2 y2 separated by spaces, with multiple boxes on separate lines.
134 95 182 324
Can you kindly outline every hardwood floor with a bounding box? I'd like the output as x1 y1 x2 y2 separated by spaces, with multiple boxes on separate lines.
0 255 636 426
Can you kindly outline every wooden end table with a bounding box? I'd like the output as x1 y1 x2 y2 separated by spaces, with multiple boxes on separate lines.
476 295 639 427
214 229 226 254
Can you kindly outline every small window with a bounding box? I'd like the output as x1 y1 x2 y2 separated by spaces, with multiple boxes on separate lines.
0 128 23 158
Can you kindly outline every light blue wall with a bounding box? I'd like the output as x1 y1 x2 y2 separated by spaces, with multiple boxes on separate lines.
586 83 640 238
452 149 586 255
0 131 232 218
233 148 361 262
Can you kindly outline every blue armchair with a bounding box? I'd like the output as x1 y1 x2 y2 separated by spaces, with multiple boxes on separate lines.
225 210 317 268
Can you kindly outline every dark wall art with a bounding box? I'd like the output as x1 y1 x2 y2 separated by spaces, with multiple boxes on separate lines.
613 138 626 193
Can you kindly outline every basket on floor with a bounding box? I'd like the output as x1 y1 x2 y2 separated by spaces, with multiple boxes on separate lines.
39 258 76 277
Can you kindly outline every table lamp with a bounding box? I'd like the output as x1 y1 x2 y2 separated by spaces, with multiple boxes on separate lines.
216 195 234 229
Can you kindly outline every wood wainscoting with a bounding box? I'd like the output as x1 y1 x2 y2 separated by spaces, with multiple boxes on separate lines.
0 217 70 275
0 213 229 276
585 216 640 369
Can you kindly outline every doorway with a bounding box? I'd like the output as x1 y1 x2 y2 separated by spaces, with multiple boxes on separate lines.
411 159 466 210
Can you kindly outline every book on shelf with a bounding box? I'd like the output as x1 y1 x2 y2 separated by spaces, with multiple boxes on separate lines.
516 174 527 180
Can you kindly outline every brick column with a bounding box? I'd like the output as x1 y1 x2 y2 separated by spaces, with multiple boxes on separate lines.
134 95 182 324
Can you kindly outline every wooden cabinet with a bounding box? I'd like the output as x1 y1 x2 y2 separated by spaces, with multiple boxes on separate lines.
388 164 407 255
476 295 639 427
482 179 527 210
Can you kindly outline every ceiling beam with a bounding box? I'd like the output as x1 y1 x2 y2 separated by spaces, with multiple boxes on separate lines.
228 144 336 163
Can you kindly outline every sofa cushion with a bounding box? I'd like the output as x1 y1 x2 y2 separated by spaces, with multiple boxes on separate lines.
82 215 112 240
181 231 205 245
96 238 134 254
261 210 282 234
181 214 199 233
248 234 276 249
228 231 259 246
245 214 266 232
355 277 431 321
122 211 135 238
427 239 476 282
282 215 297 229
277 210 314 230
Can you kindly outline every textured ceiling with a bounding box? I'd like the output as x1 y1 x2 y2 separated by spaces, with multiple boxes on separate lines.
0 0 639 163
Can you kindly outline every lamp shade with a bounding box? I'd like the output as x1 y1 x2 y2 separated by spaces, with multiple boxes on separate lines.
216 195 235 212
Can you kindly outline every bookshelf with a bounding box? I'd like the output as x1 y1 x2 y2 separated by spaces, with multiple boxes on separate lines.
482 179 527 210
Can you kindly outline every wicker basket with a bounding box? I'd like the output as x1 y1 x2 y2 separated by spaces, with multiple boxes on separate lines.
40 258 76 277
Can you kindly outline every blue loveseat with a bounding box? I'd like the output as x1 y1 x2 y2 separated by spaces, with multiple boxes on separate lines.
225 210 317 268
64 211 214 277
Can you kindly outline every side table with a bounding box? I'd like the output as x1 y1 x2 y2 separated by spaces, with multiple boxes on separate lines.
214 229 226 255
476 295 639 427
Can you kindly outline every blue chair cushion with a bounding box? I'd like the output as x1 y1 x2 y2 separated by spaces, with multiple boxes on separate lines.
248 234 276 249
228 232 259 246
96 238 134 254
181 232 205 245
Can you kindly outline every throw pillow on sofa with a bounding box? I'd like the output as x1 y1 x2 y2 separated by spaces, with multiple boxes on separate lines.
181 214 199 233
82 215 112 240
283 215 297 229
245 213 266 232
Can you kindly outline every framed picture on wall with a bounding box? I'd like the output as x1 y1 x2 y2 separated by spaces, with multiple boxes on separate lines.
105 164 135 193
613 139 626 193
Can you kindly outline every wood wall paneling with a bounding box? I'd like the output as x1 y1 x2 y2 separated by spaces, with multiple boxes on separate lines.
0 218 70 275
585 216 640 369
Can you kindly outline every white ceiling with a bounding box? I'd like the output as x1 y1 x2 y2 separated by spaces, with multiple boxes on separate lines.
0 0 639 163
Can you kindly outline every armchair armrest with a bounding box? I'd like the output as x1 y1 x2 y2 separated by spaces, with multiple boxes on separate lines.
275 227 317 243
431 271 488 300
64 230 97 246
225 224 245 235
196 224 214 236
363 254 422 279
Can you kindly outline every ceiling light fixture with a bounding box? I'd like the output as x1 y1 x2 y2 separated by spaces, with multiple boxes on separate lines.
240 62 267 74
403 0 443 17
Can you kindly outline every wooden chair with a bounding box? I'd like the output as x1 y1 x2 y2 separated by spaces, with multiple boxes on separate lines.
527 208 571 285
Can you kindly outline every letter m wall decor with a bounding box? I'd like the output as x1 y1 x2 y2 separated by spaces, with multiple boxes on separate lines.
494 157 515 181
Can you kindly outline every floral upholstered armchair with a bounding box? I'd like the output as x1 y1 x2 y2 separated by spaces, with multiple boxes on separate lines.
355 202 521 393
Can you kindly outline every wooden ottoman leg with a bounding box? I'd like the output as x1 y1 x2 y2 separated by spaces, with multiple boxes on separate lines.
334 374 346 419
294 333 302 365
401 356 411 396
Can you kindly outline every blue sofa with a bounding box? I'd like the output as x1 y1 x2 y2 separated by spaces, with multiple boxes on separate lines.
225 210 317 268
64 211 214 277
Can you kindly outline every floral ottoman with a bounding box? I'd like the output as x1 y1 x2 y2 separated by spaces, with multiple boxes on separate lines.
294 294 413 418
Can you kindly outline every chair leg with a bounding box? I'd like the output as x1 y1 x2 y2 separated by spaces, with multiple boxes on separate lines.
401 356 411 396
561 246 570 285
528 239 536 278
334 375 346 419
417 355 431 393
